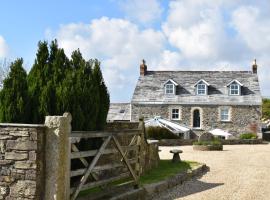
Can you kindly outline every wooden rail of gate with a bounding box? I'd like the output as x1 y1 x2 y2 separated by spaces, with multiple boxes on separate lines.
69 127 143 200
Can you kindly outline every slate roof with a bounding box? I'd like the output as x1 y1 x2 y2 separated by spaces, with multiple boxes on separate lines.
131 71 262 105
107 103 131 121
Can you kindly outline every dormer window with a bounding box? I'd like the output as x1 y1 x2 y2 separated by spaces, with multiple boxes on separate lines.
227 80 243 96
194 79 210 95
165 84 174 94
164 79 178 95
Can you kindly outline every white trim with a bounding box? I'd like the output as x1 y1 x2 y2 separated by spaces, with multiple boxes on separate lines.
165 83 175 95
164 79 178 86
170 108 181 120
194 79 210 87
196 83 207 95
229 83 241 96
219 106 232 122
191 107 203 129
226 79 243 87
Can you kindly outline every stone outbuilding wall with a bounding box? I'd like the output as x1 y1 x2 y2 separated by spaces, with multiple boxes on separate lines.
0 124 45 199
131 104 262 137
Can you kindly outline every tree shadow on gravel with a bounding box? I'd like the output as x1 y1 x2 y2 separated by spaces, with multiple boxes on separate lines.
169 179 224 199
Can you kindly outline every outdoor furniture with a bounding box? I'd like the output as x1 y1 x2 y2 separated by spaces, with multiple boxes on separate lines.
170 149 183 163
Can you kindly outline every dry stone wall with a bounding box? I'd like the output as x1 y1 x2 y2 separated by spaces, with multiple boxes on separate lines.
0 124 45 200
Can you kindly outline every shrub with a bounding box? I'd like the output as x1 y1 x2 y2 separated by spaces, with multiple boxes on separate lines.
146 126 180 140
193 139 222 146
240 133 257 139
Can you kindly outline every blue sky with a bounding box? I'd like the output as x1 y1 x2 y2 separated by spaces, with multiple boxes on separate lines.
1 0 270 102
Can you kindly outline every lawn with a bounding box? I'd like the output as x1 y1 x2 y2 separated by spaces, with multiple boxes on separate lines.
78 160 200 197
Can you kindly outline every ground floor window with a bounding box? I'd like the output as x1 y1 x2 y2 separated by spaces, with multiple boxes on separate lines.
220 107 230 121
171 108 180 120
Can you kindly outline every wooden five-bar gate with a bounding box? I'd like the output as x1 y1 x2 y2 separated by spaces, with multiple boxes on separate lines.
69 125 143 200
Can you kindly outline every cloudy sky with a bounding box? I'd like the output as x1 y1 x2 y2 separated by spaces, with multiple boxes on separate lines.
1 0 270 102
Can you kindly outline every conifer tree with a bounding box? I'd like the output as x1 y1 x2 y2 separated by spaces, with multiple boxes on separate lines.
27 41 49 123
92 60 110 130
0 59 29 123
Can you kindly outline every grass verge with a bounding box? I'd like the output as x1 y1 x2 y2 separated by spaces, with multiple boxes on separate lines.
78 160 200 197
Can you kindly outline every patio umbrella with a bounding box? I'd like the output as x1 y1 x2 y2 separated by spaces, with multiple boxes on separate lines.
209 129 233 139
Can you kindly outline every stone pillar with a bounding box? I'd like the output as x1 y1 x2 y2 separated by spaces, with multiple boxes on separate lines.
44 113 71 200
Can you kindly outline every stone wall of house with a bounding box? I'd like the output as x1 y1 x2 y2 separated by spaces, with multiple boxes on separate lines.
0 124 45 200
131 104 262 137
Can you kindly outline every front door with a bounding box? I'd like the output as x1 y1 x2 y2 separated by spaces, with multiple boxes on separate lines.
193 109 200 128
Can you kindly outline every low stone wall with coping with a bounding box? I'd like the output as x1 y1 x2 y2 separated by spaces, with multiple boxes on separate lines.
0 124 45 199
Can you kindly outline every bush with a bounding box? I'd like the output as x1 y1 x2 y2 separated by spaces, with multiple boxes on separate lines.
193 139 222 146
146 126 180 140
240 133 257 139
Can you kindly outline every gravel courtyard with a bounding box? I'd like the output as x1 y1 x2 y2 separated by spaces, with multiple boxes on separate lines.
156 144 270 200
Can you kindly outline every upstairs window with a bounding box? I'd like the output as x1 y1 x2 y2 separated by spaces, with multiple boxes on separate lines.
227 80 243 96
229 84 240 95
165 84 174 94
194 79 209 95
197 84 206 95
164 79 178 95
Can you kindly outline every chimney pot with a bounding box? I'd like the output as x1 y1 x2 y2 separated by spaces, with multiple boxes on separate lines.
252 59 257 74
140 59 147 76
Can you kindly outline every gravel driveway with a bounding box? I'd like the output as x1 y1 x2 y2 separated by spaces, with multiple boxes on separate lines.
156 144 270 200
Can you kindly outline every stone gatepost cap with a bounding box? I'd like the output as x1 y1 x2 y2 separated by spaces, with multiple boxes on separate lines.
170 149 183 154
63 112 72 123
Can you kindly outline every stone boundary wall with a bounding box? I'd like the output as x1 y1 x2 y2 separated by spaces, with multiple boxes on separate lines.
0 124 45 200
158 139 263 146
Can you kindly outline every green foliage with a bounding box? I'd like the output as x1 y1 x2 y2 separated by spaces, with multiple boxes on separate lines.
0 40 110 131
0 59 29 123
146 126 180 140
193 139 222 146
139 160 198 185
262 98 270 119
240 133 257 139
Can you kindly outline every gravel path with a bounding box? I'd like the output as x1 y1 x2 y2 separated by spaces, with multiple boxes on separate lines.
156 144 270 200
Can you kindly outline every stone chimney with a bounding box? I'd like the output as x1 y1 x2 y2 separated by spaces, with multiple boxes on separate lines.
252 59 257 74
140 59 147 76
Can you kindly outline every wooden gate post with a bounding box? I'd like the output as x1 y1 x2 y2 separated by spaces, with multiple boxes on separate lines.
44 113 72 200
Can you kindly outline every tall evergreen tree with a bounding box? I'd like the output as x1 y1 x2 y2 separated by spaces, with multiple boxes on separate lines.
0 59 29 123
27 41 49 123
92 60 110 130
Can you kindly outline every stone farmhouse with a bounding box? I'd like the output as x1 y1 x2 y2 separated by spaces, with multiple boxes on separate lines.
108 60 262 138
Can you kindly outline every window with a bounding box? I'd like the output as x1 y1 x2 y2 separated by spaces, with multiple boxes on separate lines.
229 83 240 95
197 84 206 95
165 84 174 94
171 109 180 120
220 107 230 121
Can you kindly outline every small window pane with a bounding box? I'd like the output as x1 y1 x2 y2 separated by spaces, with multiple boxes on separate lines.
197 84 206 95
165 84 174 94
230 84 239 95
220 108 229 121
172 109 179 119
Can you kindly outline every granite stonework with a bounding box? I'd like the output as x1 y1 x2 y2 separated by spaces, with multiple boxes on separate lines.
0 124 45 200
131 104 262 137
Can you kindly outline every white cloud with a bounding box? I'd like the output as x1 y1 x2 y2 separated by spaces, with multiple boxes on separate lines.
0 36 9 58
50 17 166 101
48 0 270 100
117 0 162 25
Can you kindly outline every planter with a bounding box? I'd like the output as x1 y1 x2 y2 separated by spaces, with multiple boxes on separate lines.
193 144 223 151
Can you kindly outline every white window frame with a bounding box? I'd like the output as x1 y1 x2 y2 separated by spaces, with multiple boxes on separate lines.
220 107 231 122
197 83 207 95
165 84 175 95
229 83 240 95
171 108 180 120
